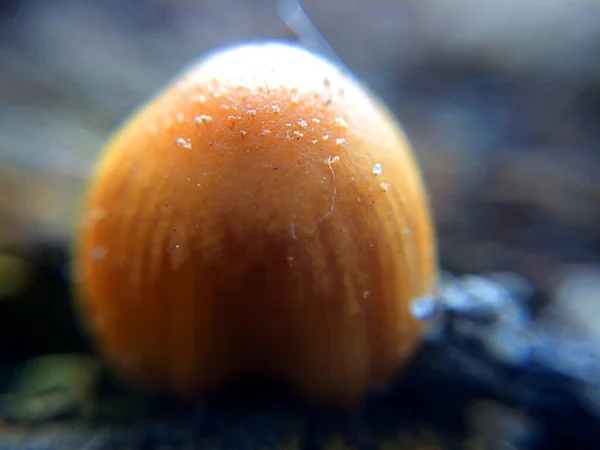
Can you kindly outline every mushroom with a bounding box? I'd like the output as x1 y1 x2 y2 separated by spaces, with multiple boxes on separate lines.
72 41 437 406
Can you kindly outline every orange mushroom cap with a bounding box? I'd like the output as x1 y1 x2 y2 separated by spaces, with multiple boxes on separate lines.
73 41 437 406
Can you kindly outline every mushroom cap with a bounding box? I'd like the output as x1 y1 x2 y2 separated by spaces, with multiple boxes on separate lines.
73 41 437 406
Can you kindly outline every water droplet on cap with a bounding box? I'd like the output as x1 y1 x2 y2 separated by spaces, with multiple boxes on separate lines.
410 295 437 319
194 114 213 125
91 245 107 260
334 117 348 128
176 137 192 149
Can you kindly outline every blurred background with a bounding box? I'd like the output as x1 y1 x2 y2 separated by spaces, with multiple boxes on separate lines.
0 0 599 448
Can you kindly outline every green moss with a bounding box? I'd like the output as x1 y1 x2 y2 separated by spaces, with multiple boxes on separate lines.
0 353 102 424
